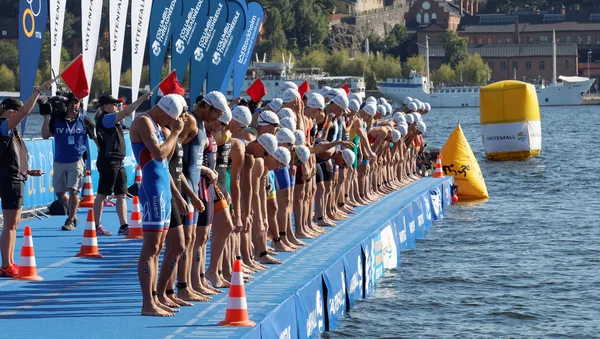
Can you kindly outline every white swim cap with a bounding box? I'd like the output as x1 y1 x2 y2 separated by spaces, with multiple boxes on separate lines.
282 88 301 103
294 130 306 146
403 97 413 105
405 114 415 125
257 110 280 127
392 130 402 143
276 128 296 144
365 96 377 104
413 112 422 122
157 94 185 119
277 107 296 120
295 145 311 164
397 123 408 137
257 133 278 155
273 146 291 166
341 149 356 167
231 106 252 126
348 93 363 106
219 106 232 124
348 99 360 112
280 117 296 132
393 112 406 124
363 103 377 117
331 94 349 110
204 91 231 117
417 120 427 134
268 98 283 113
424 103 431 112
377 104 387 116
407 102 418 112
319 86 332 98
306 93 325 109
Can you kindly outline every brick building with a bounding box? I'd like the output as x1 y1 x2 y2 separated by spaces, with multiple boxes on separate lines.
419 43 579 83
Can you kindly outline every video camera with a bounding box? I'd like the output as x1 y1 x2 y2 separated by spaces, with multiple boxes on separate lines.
38 92 79 118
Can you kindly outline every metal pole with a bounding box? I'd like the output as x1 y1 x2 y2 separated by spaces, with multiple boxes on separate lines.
426 36 430 93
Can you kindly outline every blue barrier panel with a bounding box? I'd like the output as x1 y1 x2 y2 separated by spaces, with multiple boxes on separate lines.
343 244 364 306
323 258 346 331
413 198 425 239
421 191 434 232
372 233 384 281
294 274 325 338
394 212 408 252
361 239 376 298
403 205 417 249
379 224 400 270
430 186 443 221
240 325 261 339
23 138 56 209
442 179 452 207
261 296 298 339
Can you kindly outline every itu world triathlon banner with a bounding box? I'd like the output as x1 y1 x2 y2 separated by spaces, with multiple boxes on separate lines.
109 0 130 97
81 0 103 113
130 0 153 108
228 1 264 97
189 0 228 98
19 0 48 130
171 0 208 84
149 0 183 104
49 0 66 96
205 0 246 93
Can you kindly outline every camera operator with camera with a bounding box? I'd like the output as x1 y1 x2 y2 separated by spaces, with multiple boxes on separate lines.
93 93 151 236
41 93 96 231
0 80 53 277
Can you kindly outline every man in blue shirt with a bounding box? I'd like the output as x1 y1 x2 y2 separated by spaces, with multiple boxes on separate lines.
41 93 96 231
93 93 150 236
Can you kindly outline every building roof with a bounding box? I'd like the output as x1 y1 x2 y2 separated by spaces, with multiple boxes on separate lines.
420 43 579 58
460 10 600 33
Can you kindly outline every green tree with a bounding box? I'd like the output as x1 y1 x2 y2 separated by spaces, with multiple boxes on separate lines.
121 68 132 87
443 30 469 67
431 64 456 84
0 64 16 91
455 54 491 84
368 54 403 89
295 49 329 70
91 59 111 97
0 42 19 70
402 55 425 77
324 49 349 76
384 24 409 59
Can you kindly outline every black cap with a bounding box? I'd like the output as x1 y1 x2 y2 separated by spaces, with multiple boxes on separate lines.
98 95 121 106
65 92 79 103
1 98 24 112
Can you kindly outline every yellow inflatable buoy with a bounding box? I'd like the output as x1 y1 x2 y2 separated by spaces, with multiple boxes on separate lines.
441 124 489 200
480 80 542 161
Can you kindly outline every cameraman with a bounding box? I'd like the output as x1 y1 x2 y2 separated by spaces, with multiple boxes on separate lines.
41 93 96 231
0 80 52 277
93 93 150 236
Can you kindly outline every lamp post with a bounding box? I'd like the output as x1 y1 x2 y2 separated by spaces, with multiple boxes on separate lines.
588 50 592 95
415 36 430 92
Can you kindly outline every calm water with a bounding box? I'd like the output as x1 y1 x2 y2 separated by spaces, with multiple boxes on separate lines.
22 107 600 337
325 106 600 338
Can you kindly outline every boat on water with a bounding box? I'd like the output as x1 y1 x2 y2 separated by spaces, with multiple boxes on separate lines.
224 57 366 101
378 31 595 107
377 71 595 107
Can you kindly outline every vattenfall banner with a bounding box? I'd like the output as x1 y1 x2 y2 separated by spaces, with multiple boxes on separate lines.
228 0 264 97
149 0 183 104
109 0 130 98
81 0 103 113
189 0 228 99
205 0 246 93
130 0 154 109
19 0 48 131
49 0 66 96
171 0 208 85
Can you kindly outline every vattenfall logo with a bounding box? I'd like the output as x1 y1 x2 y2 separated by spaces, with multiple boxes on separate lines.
51 0 64 46
152 0 178 57
133 0 148 54
84 0 96 51
194 2 224 62
22 0 43 39
111 0 125 52
237 15 259 64
175 0 204 54
486 135 516 141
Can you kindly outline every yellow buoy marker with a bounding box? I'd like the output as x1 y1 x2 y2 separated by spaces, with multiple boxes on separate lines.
441 124 489 200
480 80 542 161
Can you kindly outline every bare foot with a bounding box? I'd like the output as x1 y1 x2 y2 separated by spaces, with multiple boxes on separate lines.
178 288 210 302
295 231 315 239
289 237 307 247
219 275 231 288
141 304 174 317
168 293 194 307
206 271 226 288
273 241 295 252
193 284 220 296
155 298 179 313
260 254 283 265
244 273 255 280
158 295 180 309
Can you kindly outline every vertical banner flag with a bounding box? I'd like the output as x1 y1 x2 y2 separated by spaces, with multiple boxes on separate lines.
19 0 48 131
205 0 246 93
49 0 66 96
149 0 183 104
189 0 228 98
230 1 264 98
171 0 208 85
109 0 130 98
81 0 104 114
130 0 154 109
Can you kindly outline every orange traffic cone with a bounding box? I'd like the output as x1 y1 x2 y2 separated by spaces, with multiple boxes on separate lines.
434 155 444 178
134 166 142 186
126 196 143 239
76 210 103 258
80 170 95 208
13 226 43 281
219 260 255 327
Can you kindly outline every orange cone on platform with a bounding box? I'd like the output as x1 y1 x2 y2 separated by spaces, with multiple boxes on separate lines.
13 226 43 281
126 196 143 239
134 166 142 185
76 210 103 258
219 260 255 327
80 170 95 207
434 155 444 178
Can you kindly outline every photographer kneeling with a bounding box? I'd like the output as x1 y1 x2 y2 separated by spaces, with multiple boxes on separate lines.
41 93 96 231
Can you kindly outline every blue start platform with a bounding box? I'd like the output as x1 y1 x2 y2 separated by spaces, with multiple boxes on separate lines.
0 177 454 339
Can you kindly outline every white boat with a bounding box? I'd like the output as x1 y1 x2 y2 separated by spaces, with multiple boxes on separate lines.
378 31 594 107
377 71 595 107
225 58 366 101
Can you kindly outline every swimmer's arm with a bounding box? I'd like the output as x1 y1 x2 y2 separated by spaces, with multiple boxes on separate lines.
137 117 179 162
161 127 177 161
115 92 151 123
230 145 245 227
250 165 263 225
169 176 183 201
355 126 375 158
309 140 347 154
